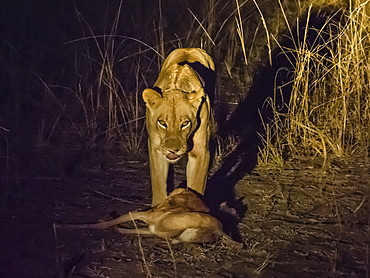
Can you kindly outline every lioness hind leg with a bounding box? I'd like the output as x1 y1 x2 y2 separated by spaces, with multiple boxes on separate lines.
161 48 215 72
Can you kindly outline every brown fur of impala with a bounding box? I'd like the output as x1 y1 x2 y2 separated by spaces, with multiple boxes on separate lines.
55 188 241 246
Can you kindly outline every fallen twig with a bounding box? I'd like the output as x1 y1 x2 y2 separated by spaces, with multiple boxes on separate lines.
92 190 148 206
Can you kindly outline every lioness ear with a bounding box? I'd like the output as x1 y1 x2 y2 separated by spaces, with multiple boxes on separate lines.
142 88 162 106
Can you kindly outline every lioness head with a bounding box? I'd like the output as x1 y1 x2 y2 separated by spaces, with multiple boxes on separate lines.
143 87 205 162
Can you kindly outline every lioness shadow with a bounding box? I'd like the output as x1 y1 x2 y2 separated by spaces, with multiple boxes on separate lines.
205 61 290 239
205 10 339 240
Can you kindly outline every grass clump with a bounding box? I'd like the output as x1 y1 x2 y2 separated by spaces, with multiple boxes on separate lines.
3 0 370 171
259 1 370 167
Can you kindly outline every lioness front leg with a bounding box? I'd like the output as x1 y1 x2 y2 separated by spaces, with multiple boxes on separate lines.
149 141 170 206
187 145 210 195
186 96 211 195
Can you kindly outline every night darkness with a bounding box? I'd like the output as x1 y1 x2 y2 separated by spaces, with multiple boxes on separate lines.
0 1 369 277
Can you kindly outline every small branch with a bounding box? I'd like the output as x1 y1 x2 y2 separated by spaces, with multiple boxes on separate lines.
93 190 148 206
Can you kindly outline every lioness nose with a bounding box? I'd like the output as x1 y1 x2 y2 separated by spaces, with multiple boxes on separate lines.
165 138 182 154
168 147 180 154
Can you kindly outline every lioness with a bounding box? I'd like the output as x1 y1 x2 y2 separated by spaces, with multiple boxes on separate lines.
142 48 215 206
55 188 239 245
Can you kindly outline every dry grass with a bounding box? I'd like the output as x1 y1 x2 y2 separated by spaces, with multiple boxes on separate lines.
133 237 248 277
4 0 369 167
255 0 370 167
145 0 370 169
56 3 151 157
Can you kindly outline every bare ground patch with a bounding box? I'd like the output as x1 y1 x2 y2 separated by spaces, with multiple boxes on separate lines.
0 156 369 277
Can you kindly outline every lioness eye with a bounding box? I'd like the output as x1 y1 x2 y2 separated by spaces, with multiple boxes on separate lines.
181 121 190 129
157 120 167 128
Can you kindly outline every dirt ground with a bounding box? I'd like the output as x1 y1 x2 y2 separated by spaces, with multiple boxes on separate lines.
0 151 369 277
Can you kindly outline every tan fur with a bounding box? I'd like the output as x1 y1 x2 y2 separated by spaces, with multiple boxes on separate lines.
55 188 240 246
142 48 215 206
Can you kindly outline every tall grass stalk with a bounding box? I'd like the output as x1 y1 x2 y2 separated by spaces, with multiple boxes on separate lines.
235 0 249 66
166 239 178 278
63 3 148 154
130 212 153 277
252 0 273 65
